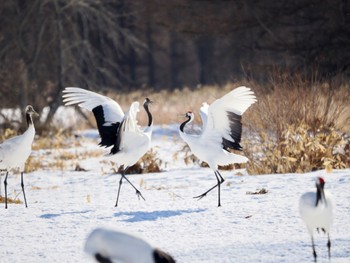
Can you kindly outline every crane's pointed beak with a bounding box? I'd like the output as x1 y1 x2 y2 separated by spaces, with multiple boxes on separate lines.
33 109 39 117
177 113 187 118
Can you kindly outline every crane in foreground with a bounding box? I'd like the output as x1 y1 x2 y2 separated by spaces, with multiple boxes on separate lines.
0 105 38 209
85 228 175 263
179 86 256 206
62 87 153 207
299 177 333 262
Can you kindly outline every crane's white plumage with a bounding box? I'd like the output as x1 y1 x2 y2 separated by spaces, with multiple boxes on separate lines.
0 105 38 208
85 228 153 263
179 86 256 206
62 87 153 206
115 101 151 167
63 87 124 123
199 102 209 129
84 228 175 263
299 177 333 261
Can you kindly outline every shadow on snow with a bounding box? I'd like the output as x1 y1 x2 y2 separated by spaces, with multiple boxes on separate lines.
40 210 92 219
114 208 206 223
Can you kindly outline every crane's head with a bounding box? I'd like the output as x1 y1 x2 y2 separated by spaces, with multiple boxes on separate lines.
179 111 194 132
143 98 153 106
316 177 325 185
25 105 39 116
316 177 325 188
185 111 194 119
315 176 327 207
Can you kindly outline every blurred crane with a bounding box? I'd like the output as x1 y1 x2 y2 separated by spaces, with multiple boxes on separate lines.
299 177 333 262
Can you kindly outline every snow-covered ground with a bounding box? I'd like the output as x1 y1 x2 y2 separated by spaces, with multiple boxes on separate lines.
0 126 349 263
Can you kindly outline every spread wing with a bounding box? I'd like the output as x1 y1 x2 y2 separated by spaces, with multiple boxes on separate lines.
62 87 124 147
200 86 257 151
199 102 209 129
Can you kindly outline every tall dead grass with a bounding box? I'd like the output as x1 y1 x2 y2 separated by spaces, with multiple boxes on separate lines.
247 74 350 135
243 73 350 174
2 75 349 174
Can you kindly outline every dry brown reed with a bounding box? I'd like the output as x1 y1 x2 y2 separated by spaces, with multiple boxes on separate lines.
243 73 350 174
2 75 349 175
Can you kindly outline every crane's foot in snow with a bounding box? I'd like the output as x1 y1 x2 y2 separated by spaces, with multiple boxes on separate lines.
136 190 145 201
193 193 207 200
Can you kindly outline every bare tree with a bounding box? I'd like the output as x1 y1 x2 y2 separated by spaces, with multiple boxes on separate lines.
0 0 144 131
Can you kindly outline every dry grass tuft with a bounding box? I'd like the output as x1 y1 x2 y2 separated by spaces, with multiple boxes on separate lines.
246 188 269 195
118 149 162 174
242 73 350 174
245 122 350 174
0 195 22 204
0 128 18 141
32 131 81 150
25 147 103 172
245 74 350 135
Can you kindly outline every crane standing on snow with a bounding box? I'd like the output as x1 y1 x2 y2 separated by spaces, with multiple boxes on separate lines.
299 177 334 262
179 86 257 207
0 105 38 209
62 87 153 207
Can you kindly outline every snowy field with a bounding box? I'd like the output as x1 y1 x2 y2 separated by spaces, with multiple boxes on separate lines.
0 125 349 263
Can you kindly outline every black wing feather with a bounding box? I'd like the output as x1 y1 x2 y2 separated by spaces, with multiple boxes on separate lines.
153 248 176 263
94 253 112 263
222 111 243 151
92 105 120 148
109 119 124 155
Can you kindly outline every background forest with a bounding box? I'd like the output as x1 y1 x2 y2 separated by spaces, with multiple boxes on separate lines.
1 0 350 127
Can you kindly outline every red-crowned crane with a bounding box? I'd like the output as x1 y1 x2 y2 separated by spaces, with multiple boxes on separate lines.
179 86 256 206
85 228 175 263
299 177 334 262
0 105 38 209
62 87 153 207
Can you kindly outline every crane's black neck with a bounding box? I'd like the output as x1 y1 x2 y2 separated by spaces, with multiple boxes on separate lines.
26 112 33 127
180 116 191 132
315 183 325 206
144 103 153 127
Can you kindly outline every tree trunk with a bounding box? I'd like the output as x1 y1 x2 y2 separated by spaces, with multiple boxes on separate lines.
195 37 214 85
170 31 179 89
43 0 64 126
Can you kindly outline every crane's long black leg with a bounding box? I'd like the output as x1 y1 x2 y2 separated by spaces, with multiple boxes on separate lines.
311 235 317 262
115 176 123 207
216 170 225 184
217 171 225 207
121 167 145 201
215 172 222 207
21 172 28 208
4 171 9 209
327 233 331 260
193 170 225 202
